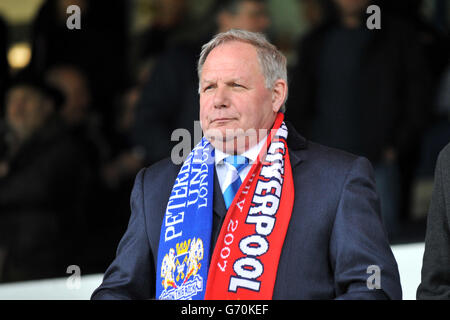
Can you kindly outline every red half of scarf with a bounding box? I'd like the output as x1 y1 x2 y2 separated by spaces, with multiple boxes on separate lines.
204 113 294 300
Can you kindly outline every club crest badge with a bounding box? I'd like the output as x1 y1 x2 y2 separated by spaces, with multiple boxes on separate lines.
159 237 205 300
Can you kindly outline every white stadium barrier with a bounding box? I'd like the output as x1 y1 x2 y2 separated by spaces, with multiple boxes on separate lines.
0 273 103 300
0 243 425 300
391 242 425 300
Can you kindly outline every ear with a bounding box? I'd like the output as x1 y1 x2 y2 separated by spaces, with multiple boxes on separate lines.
271 79 287 113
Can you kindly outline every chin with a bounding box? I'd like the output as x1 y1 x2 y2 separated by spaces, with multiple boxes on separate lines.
208 139 240 155
204 126 229 140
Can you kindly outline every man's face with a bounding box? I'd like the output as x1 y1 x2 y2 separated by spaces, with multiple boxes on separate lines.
333 0 370 17
221 1 270 33
6 86 53 139
47 68 90 125
199 41 280 153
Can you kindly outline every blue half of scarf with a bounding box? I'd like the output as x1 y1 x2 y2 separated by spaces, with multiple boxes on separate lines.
156 137 214 300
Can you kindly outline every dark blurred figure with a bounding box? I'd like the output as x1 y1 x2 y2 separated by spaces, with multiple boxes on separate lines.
28 0 127 140
0 16 9 117
287 0 432 240
298 0 327 30
45 64 108 168
101 85 145 241
382 0 450 221
137 0 188 63
46 65 90 126
215 0 270 33
395 0 450 181
132 0 270 166
380 0 449 104
103 85 143 191
0 73 92 282
436 63 450 117
45 64 127 274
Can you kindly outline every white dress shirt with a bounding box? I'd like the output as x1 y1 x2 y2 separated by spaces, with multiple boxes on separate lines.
214 138 267 195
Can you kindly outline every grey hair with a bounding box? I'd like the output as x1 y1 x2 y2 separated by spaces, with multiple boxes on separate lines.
197 29 288 113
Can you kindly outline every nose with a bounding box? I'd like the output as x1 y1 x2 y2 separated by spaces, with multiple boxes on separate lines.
213 86 230 109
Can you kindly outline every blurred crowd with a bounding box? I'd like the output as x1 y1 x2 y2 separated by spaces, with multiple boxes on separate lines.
0 0 448 283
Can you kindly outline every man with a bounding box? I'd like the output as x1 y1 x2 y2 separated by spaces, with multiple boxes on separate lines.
132 0 270 166
45 65 122 274
287 0 431 239
0 74 92 282
45 64 108 168
92 30 401 300
417 142 450 299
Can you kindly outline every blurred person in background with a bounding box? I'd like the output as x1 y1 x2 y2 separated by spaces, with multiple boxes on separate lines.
45 64 108 168
0 16 9 117
380 0 449 92
287 0 432 241
414 59 450 201
215 0 270 33
435 62 450 117
98 84 145 255
298 0 327 30
102 85 143 191
46 65 91 126
28 0 127 142
101 62 155 192
132 0 271 166
137 0 189 64
399 0 450 199
45 65 114 274
0 73 92 282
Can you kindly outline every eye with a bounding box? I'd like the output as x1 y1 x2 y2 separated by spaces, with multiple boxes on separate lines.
203 85 214 92
231 83 244 88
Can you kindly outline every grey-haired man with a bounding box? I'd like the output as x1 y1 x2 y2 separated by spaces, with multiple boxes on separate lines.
93 30 401 300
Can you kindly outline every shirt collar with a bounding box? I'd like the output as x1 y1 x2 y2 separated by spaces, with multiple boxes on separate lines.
214 137 267 166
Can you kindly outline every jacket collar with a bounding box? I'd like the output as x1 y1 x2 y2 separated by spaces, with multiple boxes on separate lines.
285 120 307 169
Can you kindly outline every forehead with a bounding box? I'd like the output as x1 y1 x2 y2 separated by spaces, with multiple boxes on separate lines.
201 41 262 79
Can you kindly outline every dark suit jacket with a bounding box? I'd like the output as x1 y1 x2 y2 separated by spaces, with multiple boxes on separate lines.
417 142 450 299
92 123 402 299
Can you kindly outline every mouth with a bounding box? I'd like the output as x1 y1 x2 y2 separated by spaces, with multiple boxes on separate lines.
210 117 236 125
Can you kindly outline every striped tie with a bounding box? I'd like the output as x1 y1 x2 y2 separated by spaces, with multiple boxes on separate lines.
222 155 249 209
